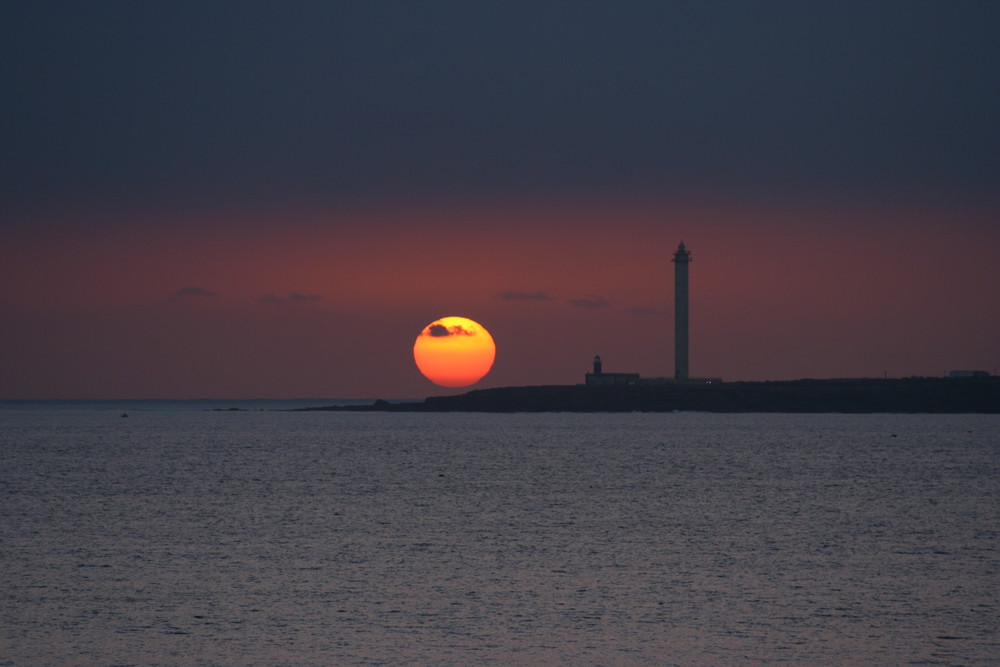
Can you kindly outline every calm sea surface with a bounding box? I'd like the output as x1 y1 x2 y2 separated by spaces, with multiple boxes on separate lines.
2 404 997 665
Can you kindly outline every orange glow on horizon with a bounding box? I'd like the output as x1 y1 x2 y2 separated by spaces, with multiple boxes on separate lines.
413 316 496 387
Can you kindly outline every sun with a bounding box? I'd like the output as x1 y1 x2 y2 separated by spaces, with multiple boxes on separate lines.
413 316 496 388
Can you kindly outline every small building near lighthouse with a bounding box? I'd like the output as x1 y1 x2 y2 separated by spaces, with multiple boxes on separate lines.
585 355 640 386
584 354 719 386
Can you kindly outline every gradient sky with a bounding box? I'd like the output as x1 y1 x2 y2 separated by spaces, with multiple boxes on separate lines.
2 1 998 399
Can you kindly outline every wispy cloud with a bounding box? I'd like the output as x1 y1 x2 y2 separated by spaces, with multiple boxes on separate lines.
171 286 217 298
261 292 322 303
499 290 552 301
570 294 610 309
625 306 663 315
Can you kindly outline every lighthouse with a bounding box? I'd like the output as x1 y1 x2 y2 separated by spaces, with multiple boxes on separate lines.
672 241 691 381
585 241 718 387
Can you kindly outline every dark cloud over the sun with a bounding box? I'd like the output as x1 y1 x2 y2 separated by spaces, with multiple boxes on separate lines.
2 1 997 210
427 323 474 337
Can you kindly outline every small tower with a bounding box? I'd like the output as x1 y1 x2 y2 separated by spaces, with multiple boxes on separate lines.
593 355 603 376
672 242 691 381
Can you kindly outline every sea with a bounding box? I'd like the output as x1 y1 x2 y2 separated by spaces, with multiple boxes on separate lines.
2 401 997 666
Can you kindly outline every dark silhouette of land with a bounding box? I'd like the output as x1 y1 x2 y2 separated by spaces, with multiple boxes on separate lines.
302 377 1000 413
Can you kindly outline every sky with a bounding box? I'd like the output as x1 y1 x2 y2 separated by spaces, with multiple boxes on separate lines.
2 1 998 399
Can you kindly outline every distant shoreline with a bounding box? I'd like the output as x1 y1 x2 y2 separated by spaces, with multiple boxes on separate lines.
300 377 1000 414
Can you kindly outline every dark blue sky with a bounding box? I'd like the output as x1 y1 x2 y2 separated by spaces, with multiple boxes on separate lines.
3 0 998 209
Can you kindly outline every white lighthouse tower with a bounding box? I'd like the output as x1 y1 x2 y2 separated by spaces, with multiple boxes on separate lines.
672 241 691 381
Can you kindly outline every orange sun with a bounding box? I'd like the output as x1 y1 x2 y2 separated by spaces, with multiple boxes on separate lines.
413 316 496 388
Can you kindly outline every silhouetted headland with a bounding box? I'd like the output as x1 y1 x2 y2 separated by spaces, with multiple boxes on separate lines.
302 376 1000 413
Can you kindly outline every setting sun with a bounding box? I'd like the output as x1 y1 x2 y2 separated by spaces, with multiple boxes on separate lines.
413 316 496 388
